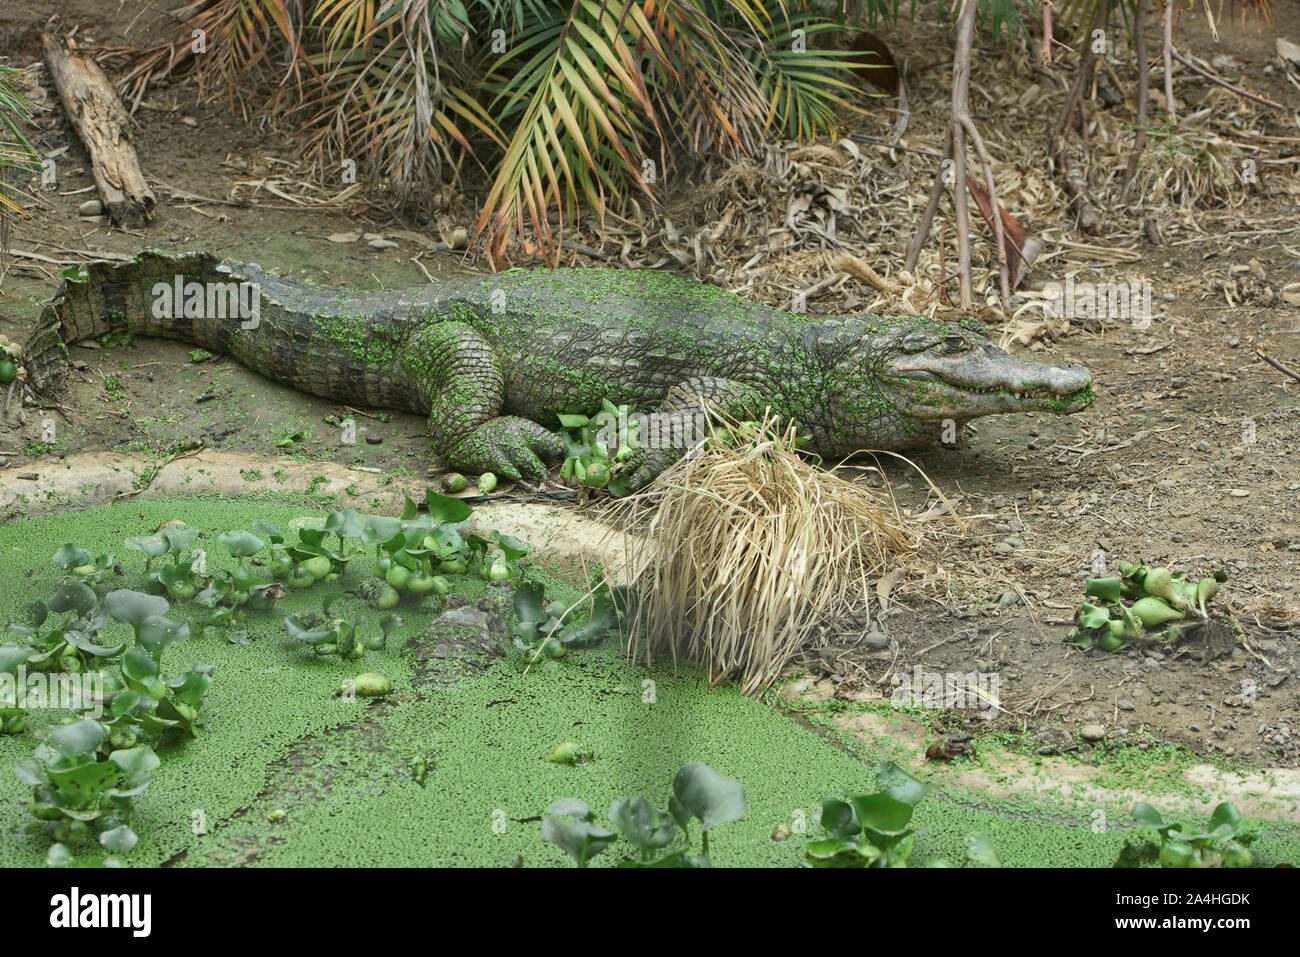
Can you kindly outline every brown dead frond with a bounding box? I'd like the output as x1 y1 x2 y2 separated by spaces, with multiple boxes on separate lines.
608 411 935 697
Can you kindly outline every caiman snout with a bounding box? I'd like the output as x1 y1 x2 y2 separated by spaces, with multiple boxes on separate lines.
895 340 1095 417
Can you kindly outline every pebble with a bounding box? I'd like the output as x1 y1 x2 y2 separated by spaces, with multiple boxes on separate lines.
1116 699 1135 711
368 238 399 249
1196 440 1211 452
78 199 105 217
1080 724 1106 742
997 590 1020 606
365 434 383 445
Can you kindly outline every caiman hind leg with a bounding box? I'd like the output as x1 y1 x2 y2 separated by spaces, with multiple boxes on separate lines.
404 323 565 480
622 376 764 491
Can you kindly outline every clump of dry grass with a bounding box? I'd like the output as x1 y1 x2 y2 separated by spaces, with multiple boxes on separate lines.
609 412 934 697
1128 108 1242 211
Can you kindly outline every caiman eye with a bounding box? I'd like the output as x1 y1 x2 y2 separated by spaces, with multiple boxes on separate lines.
943 334 969 352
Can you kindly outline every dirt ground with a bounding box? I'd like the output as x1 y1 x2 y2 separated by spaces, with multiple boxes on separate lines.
0 2 1297 774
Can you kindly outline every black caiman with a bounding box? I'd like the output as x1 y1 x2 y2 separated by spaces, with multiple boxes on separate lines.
23 251 1094 487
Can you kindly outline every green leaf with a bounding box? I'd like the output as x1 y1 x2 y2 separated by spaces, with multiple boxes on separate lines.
1132 802 1168 830
63 630 127 659
14 758 47 786
250 519 283 544
124 535 169 560
7 601 48 635
47 843 73 867
1078 602 1110 629
492 532 530 560
848 793 914 837
513 581 546 623
99 824 138 853
46 756 120 802
820 797 860 839
161 524 201 554
121 649 159 686
672 762 746 832
425 489 473 524
109 690 141 717
361 516 404 545
806 837 876 867
323 509 363 540
47 581 97 616
45 718 105 756
608 796 677 852
169 668 213 707
136 616 190 660
425 524 465 557
52 544 92 571
109 745 160 778
104 590 169 626
0 644 33 675
1207 802 1243 838
541 799 616 866
557 414 590 428
875 761 931 807
963 833 1001 867
217 530 265 557
284 614 330 644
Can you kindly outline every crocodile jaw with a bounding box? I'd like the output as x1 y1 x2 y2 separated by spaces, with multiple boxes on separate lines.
890 341 1094 419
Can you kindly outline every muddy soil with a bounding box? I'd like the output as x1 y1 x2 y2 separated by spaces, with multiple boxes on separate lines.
0 2 1296 775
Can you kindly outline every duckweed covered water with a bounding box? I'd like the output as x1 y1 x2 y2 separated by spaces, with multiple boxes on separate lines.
1 498 1297 867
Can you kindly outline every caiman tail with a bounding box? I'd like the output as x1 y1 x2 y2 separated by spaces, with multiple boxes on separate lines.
24 251 420 411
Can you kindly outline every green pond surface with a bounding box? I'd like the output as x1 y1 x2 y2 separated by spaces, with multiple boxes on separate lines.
2 497 1298 867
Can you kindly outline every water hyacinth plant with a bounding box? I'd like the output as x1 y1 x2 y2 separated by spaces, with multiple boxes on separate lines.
1067 560 1235 652
805 761 1000 868
542 761 746 867
1115 801 1257 869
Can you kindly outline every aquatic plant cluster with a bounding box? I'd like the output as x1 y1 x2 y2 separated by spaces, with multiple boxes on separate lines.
0 489 618 866
0 495 1280 868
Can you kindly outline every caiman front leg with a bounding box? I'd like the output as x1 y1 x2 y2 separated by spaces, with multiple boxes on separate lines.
622 376 765 491
405 323 565 480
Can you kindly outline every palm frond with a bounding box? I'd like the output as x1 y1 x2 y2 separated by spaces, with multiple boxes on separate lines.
121 1 876 262
749 14 867 141
294 0 483 212
474 0 661 264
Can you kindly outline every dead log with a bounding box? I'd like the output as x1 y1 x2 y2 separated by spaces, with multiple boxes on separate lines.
42 32 155 227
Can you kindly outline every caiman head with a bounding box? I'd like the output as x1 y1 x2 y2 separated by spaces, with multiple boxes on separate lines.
809 314 1094 456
